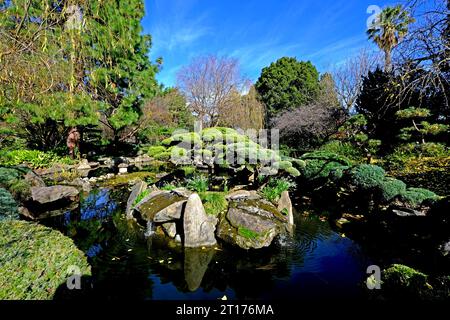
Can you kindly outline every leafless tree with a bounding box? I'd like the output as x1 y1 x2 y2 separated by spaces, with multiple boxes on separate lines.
332 49 381 112
394 0 449 111
272 103 344 152
177 55 248 128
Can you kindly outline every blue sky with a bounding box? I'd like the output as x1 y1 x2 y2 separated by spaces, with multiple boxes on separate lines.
142 0 395 87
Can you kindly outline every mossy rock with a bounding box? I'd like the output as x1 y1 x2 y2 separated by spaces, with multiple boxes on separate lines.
0 188 19 221
0 220 91 299
382 264 432 299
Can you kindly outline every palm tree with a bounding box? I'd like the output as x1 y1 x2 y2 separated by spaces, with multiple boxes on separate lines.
367 5 414 72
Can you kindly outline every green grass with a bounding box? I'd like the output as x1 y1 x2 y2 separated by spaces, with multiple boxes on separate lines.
260 177 296 203
186 175 209 193
133 189 151 206
0 220 91 299
199 192 228 216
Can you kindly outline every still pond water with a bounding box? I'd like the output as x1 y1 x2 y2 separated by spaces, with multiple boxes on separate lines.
42 186 372 300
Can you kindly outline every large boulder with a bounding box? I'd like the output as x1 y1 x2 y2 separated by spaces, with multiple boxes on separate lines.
21 185 80 219
217 199 288 249
125 180 147 218
183 193 217 247
135 190 186 222
30 185 79 204
278 191 294 226
23 171 46 188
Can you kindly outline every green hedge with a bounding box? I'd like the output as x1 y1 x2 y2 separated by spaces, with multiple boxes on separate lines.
0 220 91 300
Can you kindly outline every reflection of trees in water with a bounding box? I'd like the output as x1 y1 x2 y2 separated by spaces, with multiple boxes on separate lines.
49 187 155 299
51 188 370 300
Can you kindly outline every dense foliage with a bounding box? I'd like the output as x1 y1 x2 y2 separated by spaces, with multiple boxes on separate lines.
255 57 320 117
0 220 91 299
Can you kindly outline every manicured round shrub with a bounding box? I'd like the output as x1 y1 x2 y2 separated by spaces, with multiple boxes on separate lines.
300 159 348 182
400 187 439 207
146 146 166 157
0 188 19 221
348 164 386 190
378 177 407 202
283 166 299 177
0 220 91 299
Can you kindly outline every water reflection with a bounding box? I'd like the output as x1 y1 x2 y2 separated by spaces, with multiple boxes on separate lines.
44 187 371 300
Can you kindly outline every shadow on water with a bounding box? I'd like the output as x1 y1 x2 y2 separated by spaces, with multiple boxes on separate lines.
45 186 372 300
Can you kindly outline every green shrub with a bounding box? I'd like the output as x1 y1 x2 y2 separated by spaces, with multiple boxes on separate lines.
319 140 364 163
153 151 171 161
199 192 228 216
301 159 348 182
8 179 31 202
0 188 19 221
0 220 91 299
377 177 407 202
300 151 352 166
382 264 432 299
186 175 209 193
299 151 352 183
284 166 300 177
180 166 196 176
0 150 74 169
278 160 293 170
386 143 450 170
291 158 306 169
146 146 167 157
400 187 439 206
329 165 350 181
261 177 296 203
0 167 23 187
348 164 386 190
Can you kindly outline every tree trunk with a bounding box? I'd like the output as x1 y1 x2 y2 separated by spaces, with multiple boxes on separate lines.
384 49 392 72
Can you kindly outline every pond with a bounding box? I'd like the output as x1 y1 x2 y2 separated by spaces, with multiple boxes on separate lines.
41 186 373 300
